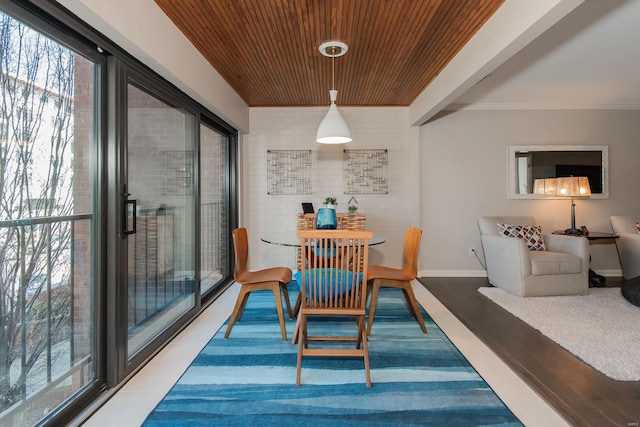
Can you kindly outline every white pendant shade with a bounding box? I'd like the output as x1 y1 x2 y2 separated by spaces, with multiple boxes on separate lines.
316 89 352 144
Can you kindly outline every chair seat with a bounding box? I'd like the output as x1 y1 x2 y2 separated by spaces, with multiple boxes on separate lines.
529 251 582 275
368 264 413 281
235 267 292 285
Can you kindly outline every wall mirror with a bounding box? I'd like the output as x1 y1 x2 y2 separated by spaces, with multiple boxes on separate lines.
508 145 609 199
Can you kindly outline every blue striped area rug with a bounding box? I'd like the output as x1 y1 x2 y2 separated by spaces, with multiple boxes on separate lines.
143 284 521 426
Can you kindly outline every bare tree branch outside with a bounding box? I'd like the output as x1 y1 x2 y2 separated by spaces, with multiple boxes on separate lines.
0 12 92 424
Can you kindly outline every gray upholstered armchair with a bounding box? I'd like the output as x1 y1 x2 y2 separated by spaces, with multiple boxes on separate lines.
609 215 640 280
478 216 590 296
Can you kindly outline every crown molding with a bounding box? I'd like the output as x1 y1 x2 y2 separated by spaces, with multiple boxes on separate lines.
445 103 640 111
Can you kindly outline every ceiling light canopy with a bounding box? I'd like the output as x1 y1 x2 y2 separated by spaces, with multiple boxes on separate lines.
316 42 351 144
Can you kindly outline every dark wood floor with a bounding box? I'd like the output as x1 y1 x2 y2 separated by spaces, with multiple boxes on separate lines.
418 277 640 427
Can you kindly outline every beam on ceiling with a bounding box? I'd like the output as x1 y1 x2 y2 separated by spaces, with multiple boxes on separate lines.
409 0 585 126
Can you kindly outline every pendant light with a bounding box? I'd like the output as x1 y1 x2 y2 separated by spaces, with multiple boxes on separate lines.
316 41 352 144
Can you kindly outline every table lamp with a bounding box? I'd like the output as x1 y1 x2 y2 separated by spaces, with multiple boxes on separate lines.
555 176 591 235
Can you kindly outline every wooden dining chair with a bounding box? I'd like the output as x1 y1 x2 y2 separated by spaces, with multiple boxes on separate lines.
367 226 427 335
295 229 373 387
225 227 294 341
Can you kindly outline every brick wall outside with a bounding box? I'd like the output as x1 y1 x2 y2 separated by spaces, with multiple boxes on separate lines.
200 125 227 280
71 54 94 367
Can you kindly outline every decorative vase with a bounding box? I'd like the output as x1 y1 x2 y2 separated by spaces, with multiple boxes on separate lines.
316 205 337 229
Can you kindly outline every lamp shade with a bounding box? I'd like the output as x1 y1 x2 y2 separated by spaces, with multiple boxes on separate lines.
316 90 351 144
533 178 557 195
555 176 591 197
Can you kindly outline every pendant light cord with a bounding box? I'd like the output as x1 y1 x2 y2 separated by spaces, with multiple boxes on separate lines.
331 47 336 93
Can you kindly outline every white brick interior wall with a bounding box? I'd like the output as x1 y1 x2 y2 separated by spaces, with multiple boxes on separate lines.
242 106 415 271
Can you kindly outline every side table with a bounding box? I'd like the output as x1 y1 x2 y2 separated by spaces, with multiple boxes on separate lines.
552 230 619 287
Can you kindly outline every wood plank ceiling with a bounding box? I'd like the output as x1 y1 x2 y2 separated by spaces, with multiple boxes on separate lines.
154 0 505 107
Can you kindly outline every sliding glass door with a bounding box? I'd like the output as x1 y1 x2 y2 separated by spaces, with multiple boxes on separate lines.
124 82 196 359
200 122 230 296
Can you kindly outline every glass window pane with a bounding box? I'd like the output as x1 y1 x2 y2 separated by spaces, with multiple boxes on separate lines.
200 124 229 295
126 83 196 358
0 11 96 426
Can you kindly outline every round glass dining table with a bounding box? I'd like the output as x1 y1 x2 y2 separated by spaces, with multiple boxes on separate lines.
261 231 386 247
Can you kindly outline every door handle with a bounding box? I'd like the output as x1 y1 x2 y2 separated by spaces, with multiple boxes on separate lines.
123 193 137 236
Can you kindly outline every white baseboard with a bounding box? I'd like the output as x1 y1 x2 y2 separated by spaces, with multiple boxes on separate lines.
418 269 622 278
419 270 488 278
594 269 622 277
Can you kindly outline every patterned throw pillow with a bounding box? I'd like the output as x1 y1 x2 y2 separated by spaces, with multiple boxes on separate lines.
497 223 547 251
636 223 640 233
